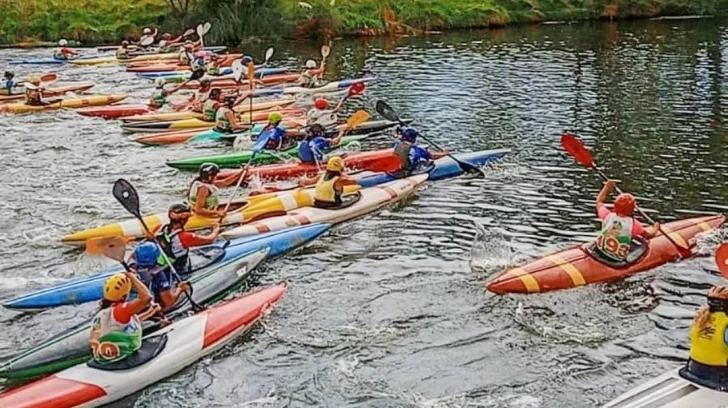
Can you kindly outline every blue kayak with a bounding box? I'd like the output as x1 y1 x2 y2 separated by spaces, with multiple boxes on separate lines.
357 149 511 188
2 223 330 310
136 67 289 79
9 58 67 65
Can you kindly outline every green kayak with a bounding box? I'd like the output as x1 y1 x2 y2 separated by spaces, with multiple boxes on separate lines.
165 134 369 171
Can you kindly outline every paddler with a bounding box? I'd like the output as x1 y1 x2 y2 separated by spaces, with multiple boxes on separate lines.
189 77 212 110
2 71 16 95
259 111 288 150
298 156 360 209
214 95 246 133
24 76 45 106
115 40 131 60
130 241 190 311
393 127 441 175
594 180 660 261
187 163 242 217
680 285 728 390
205 54 224 76
307 97 344 127
89 272 158 365
138 27 157 47
200 87 222 121
54 39 78 60
149 78 186 109
297 59 325 88
298 124 345 165
190 50 207 74
154 203 221 274
178 41 195 66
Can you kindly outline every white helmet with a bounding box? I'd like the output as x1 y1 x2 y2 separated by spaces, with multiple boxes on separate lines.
158 40 167 47
143 27 152 35
305 59 317 69
59 39 68 46
154 78 166 88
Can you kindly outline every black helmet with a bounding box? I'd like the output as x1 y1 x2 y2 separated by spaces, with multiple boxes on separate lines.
209 88 222 99
199 162 220 180
4 71 14 79
307 124 326 138
223 95 236 106
168 203 192 220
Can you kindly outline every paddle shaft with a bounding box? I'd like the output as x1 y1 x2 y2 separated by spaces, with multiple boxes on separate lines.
219 165 248 222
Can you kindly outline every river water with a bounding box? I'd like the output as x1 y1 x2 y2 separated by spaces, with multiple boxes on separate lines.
0 17 727 407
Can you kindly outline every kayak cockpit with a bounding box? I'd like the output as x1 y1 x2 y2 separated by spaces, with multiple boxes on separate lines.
582 238 649 269
87 334 167 371
679 361 728 393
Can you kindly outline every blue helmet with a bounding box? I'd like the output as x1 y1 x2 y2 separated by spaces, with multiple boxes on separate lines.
401 127 419 142
134 241 159 267
241 55 254 65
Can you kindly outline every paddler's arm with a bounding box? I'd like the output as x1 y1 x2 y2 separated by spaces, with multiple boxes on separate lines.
214 169 247 188
193 187 224 218
298 174 321 188
125 271 153 314
338 174 359 187
330 129 346 148
165 81 187 97
596 179 615 211
641 222 660 239
179 227 220 247
233 91 251 107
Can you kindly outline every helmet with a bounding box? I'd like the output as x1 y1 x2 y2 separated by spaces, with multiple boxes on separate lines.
184 41 194 49
613 193 636 216
314 98 329 110
163 33 172 39
3 71 14 79
154 78 166 88
326 157 345 172
59 39 68 46
199 162 220 180
241 55 253 65
307 124 326 138
401 128 419 142
194 50 206 58
268 111 283 124
305 59 317 69
143 27 152 35
209 88 222 99
210 54 219 60
158 40 167 47
103 273 132 302
28 76 41 85
200 77 211 85
134 241 160 267
223 95 237 106
121 40 129 46
169 203 192 221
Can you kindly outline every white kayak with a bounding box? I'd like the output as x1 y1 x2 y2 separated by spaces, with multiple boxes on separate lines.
222 174 428 239
0 279 288 408
602 367 728 407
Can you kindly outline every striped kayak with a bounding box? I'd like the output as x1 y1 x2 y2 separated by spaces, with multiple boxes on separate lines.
250 78 376 97
59 182 352 245
486 214 725 294
121 99 298 123
127 54 241 73
8 224 328 311
136 67 289 79
165 134 369 170
0 94 127 114
0 283 287 408
69 46 228 66
179 74 300 88
0 247 270 380
223 175 427 239
0 82 95 103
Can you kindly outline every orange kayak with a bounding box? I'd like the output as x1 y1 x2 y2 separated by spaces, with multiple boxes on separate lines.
486 215 725 294
127 54 241 73
0 94 127 114
0 82 95 103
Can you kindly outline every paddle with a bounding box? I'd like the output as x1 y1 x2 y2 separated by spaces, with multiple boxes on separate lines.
182 28 195 38
247 61 255 125
140 36 154 47
259 47 275 80
717 243 728 279
341 81 366 104
219 165 249 222
560 133 692 258
111 179 203 311
375 100 482 175
197 22 211 48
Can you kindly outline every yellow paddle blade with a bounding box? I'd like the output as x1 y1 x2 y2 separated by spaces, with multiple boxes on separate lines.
247 61 255 84
86 236 130 262
345 110 370 129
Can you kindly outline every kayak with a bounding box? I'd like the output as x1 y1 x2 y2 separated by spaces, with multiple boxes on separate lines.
222 175 428 239
0 283 287 408
600 367 728 407
8 223 327 310
69 47 228 66
179 74 300 88
76 104 151 119
356 149 512 188
121 99 298 123
251 78 376 97
0 82 95 103
127 55 241 73
218 118 410 143
0 246 272 380
486 214 726 294
126 115 304 137
165 134 369 170
0 94 128 114
136 67 289 79
9 58 67 65
135 118 402 146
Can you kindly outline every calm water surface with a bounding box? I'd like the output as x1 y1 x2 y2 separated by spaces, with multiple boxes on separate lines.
0 18 727 407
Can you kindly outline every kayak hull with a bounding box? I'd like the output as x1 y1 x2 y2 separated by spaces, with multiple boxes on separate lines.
486 215 726 294
0 283 288 408
180 74 300 89
76 104 151 119
222 175 428 239
127 54 241 73
0 95 128 114
0 82 95 103
137 67 288 79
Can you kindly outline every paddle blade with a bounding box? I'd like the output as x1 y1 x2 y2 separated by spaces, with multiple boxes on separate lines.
203 22 212 34
347 81 366 97
86 236 128 262
232 60 244 82
189 69 205 81
717 243 728 278
346 110 371 129
40 73 57 82
140 36 154 47
375 100 400 123
321 45 331 58
196 24 204 36
252 130 272 153
112 178 142 219
247 61 255 83
561 133 595 168
264 47 275 63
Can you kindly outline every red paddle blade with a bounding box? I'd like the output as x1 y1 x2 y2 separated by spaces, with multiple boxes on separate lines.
717 243 728 278
348 82 366 97
561 133 595 168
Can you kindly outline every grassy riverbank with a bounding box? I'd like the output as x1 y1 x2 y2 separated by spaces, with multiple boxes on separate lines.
1 0 726 45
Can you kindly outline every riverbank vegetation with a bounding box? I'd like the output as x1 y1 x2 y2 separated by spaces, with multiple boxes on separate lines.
1 0 726 45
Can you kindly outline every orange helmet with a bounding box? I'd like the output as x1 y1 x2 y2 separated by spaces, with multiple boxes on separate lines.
613 193 635 216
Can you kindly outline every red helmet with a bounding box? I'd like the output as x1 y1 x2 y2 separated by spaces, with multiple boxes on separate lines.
314 98 329 110
613 193 636 216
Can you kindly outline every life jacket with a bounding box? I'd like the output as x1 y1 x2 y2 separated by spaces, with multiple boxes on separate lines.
187 179 219 210
25 88 42 105
190 57 206 71
595 212 634 261
690 310 728 367
53 48 68 60
394 141 413 171
301 70 317 88
89 306 143 364
206 63 221 76
155 224 190 272
149 89 166 109
202 99 219 121
215 106 233 132
314 173 341 205
298 137 327 164
196 90 210 105
179 49 192 65
2 80 13 95
116 48 129 59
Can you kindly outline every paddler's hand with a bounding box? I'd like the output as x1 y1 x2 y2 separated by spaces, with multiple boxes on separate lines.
604 179 616 191
215 210 226 218
210 223 221 236
178 281 190 293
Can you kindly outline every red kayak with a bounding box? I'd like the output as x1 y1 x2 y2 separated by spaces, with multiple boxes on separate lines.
215 149 404 183
77 104 152 119
486 215 725 294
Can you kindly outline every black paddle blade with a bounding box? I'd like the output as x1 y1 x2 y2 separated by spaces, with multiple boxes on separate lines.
190 69 205 81
113 179 142 218
375 101 400 123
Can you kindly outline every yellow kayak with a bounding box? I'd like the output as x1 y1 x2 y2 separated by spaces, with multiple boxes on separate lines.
0 95 128 114
60 185 359 246
122 99 297 123
70 53 177 66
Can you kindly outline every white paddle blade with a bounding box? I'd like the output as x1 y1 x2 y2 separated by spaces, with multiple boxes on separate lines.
321 45 330 58
202 22 212 35
140 36 154 47
232 60 244 82
265 47 275 62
